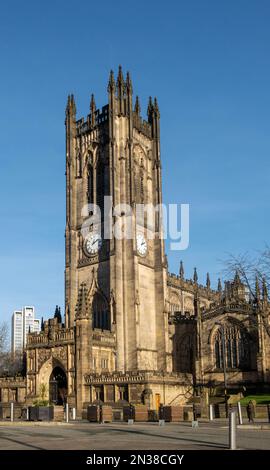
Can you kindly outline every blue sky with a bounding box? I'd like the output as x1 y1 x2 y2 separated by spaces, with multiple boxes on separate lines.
0 0 270 325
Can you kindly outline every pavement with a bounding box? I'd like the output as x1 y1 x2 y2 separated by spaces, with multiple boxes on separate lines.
0 420 269 450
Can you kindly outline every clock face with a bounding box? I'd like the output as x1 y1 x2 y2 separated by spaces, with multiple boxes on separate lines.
85 233 102 256
136 233 148 256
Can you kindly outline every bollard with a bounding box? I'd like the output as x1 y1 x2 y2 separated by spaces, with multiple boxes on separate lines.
229 411 236 450
26 407 29 421
66 403 69 423
72 407 76 421
209 404 214 421
267 404 270 423
128 419 134 425
158 419 165 426
10 402 14 422
237 402 242 425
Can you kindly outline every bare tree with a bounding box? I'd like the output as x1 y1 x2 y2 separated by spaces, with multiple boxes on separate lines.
0 322 8 355
0 351 25 377
221 246 270 336
0 321 25 377
222 248 270 300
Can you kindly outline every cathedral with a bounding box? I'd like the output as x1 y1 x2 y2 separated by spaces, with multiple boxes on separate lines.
3 67 269 416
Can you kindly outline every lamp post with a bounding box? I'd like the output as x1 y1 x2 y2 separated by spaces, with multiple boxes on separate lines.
216 322 228 418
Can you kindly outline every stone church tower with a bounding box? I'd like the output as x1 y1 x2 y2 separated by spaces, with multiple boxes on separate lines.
24 67 188 416
65 66 168 377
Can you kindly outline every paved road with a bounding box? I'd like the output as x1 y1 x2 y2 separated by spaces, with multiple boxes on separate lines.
0 421 269 450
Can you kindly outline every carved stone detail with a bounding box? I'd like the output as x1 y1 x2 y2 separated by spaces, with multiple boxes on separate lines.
38 349 51 370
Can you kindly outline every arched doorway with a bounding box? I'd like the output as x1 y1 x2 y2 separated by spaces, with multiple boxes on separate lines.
49 367 67 405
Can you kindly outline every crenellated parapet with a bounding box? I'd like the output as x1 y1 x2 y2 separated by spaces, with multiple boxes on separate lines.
0 376 26 404
69 66 160 143
133 111 152 139
92 330 116 347
167 272 219 301
84 370 192 385
27 325 117 349
0 376 26 386
169 312 196 324
27 329 75 348
76 105 109 136
27 318 75 349
202 301 253 320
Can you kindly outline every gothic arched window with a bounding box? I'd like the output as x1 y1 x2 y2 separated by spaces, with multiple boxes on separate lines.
134 168 145 205
96 159 105 219
76 153 82 178
140 173 144 202
215 340 221 369
232 337 237 368
87 164 94 205
92 293 110 330
177 335 194 373
170 294 181 315
134 171 140 204
214 325 250 370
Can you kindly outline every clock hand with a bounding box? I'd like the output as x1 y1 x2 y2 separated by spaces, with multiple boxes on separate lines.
93 238 101 248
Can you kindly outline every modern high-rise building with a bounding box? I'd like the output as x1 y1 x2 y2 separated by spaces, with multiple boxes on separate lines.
11 310 24 353
11 306 40 353
33 319 40 333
